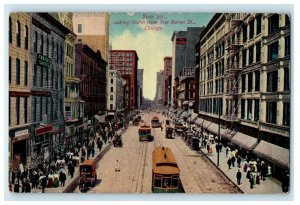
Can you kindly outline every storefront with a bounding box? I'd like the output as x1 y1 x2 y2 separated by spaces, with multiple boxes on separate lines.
10 128 30 166
33 125 53 164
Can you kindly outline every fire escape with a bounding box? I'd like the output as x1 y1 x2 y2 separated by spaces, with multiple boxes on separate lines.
224 14 244 127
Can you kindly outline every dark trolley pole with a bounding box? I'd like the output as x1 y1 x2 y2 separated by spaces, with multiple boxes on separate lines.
217 98 221 166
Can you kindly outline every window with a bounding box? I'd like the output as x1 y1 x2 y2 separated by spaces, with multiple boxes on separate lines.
247 99 252 120
248 72 253 92
24 97 27 123
16 58 20 85
16 97 20 125
46 38 49 56
78 24 82 33
268 14 279 34
111 87 113 92
110 95 113 101
254 99 259 121
45 98 48 115
256 41 261 62
9 17 12 43
25 25 28 49
40 34 44 54
33 65 37 86
255 70 260 91
285 36 290 56
111 79 113 84
241 99 245 119
9 98 11 125
285 14 290 26
249 46 254 65
267 71 278 92
266 102 277 124
24 61 28 86
283 102 290 126
242 74 246 93
242 49 247 66
9 56 11 83
41 67 44 87
284 67 290 91
268 41 279 61
256 14 262 35
110 104 113 110
16 21 21 47
40 97 43 121
56 43 59 62
249 19 254 39
243 25 247 43
34 31 38 53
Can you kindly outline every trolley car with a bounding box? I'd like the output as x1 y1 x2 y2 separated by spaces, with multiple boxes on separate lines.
152 147 181 193
138 123 153 141
151 116 161 128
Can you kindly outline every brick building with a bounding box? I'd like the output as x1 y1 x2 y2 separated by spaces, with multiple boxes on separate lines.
163 57 172 106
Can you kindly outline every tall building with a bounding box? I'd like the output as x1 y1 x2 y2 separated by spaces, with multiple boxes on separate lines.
154 70 164 105
198 13 290 180
9 13 32 167
106 70 126 120
109 50 139 110
73 12 110 61
75 43 107 117
163 57 172 106
171 27 204 108
137 69 144 108
29 13 70 163
51 12 84 148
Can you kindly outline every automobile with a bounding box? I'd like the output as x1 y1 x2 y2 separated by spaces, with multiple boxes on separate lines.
78 160 97 192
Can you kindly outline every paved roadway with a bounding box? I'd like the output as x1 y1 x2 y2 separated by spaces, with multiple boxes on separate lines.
74 111 241 193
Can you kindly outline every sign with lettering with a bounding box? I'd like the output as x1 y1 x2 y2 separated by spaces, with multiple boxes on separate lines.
182 67 195 77
35 125 53 136
15 129 29 137
37 54 51 68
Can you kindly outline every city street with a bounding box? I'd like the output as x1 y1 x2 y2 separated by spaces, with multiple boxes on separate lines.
74 111 241 193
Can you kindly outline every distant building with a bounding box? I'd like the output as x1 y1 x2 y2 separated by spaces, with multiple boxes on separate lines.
73 12 110 61
171 27 204 108
163 57 172 106
106 70 126 120
75 43 107 117
137 69 144 108
154 70 164 105
109 50 139 110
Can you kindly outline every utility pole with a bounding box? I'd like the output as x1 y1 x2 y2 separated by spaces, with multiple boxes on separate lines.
217 98 221 166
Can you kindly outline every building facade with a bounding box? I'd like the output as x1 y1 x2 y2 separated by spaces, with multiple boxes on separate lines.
9 13 32 167
198 13 290 179
75 43 107 118
109 50 139 110
163 57 172 106
154 70 164 105
137 69 144 108
29 13 69 164
171 27 204 108
106 70 125 120
73 12 110 61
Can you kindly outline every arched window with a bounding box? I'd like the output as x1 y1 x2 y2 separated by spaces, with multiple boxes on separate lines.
16 20 21 47
40 34 44 54
24 25 28 49
46 37 49 56
34 31 38 53
9 17 12 43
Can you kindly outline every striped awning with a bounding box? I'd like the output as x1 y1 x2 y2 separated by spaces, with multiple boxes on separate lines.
187 113 198 123
180 111 191 119
253 140 289 169
195 118 204 126
206 123 235 140
231 132 258 150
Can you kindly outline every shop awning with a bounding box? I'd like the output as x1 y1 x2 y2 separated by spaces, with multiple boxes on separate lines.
195 118 204 126
187 113 198 123
231 132 258 150
182 101 189 105
94 114 105 123
220 128 236 140
180 111 191 119
207 122 218 134
203 121 211 129
253 140 289 169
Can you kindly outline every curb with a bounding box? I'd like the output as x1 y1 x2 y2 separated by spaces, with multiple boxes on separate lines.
63 142 113 193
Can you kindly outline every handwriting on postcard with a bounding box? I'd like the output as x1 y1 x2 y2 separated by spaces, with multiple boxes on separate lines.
113 13 196 31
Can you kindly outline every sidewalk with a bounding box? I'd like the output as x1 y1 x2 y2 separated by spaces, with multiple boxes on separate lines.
31 138 112 193
199 145 283 194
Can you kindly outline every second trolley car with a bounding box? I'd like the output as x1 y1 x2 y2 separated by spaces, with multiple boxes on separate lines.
138 123 153 141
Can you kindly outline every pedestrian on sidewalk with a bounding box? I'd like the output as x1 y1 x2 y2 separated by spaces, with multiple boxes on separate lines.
67 161 72 176
236 169 242 185
41 175 47 193
282 170 289 193
69 163 75 178
249 173 254 189
231 155 236 167
206 143 210 154
227 157 232 170
91 145 95 157
237 155 242 168
59 171 66 187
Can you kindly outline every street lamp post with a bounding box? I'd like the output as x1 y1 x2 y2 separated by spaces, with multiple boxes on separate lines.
217 98 221 166
188 102 193 131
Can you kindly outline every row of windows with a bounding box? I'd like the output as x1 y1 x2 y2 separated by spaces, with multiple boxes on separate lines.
241 70 260 93
33 65 63 90
241 99 260 121
9 97 28 126
9 57 28 86
81 80 106 95
32 97 63 122
199 98 223 115
33 30 64 64
9 17 29 49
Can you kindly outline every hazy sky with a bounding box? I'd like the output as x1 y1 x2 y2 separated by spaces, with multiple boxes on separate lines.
110 12 214 100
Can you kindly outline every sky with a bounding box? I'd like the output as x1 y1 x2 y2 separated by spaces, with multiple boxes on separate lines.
109 12 214 100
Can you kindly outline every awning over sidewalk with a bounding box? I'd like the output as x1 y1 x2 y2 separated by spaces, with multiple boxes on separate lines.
176 110 184 117
187 113 198 123
253 140 289 169
206 123 235 140
180 111 191 119
231 132 258 150
194 118 204 126
94 114 105 123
